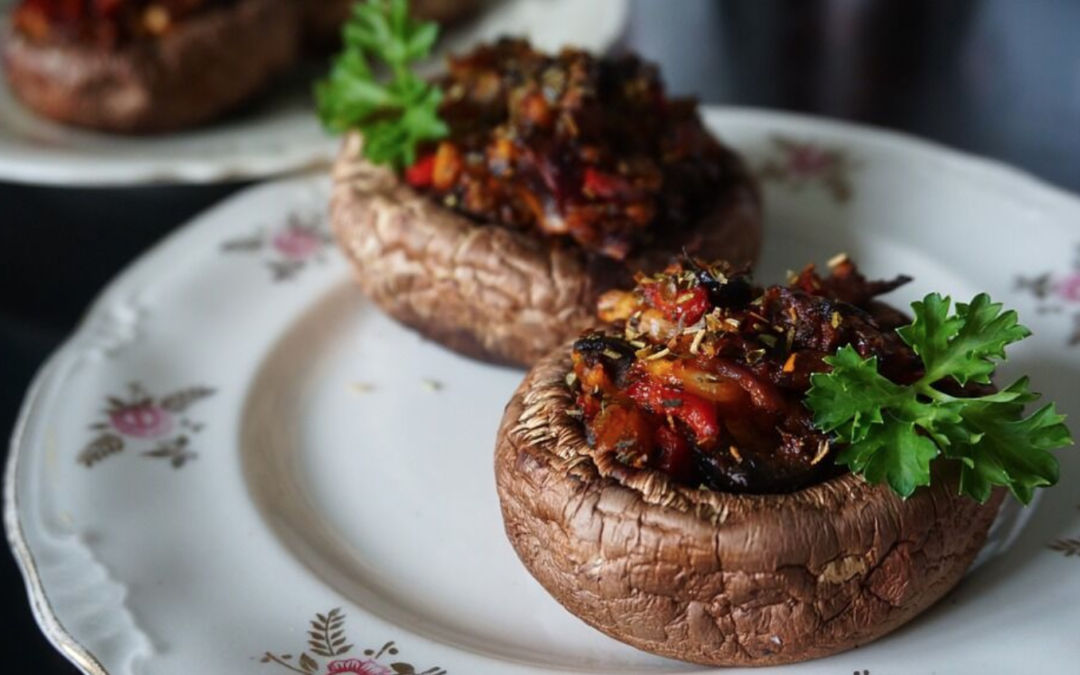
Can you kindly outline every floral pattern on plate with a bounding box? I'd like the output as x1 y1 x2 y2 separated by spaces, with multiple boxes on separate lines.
222 212 333 282
757 135 859 203
260 608 446 675
78 383 215 469
1048 538 1080 557
1015 247 1080 346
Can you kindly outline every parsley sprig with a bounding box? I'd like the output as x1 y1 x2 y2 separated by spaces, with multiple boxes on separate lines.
806 293 1072 504
316 0 448 169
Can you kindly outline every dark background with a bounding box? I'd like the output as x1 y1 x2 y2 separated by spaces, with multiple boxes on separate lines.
4 0 1080 670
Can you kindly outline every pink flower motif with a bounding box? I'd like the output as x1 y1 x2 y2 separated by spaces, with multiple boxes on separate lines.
1054 272 1080 303
109 405 173 439
272 226 323 261
786 145 836 176
325 659 391 675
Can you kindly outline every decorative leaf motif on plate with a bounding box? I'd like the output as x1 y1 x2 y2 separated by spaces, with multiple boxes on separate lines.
756 135 859 204
77 433 124 467
1048 538 1080 557
222 211 333 282
309 608 352 657
79 382 215 469
141 436 198 469
261 609 446 675
160 386 215 412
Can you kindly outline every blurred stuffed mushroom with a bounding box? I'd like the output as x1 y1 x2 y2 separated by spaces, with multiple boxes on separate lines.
3 0 299 133
319 0 762 367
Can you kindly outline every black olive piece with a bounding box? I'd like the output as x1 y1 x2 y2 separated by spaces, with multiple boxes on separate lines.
572 332 637 386
686 257 754 309
693 448 753 492
693 445 830 495
708 276 754 309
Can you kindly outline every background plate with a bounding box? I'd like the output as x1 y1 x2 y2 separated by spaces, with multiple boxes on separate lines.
7 109 1080 674
0 0 629 186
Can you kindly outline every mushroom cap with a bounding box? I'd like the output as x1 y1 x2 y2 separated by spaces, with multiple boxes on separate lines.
331 133 762 367
494 345 1004 666
1 0 298 134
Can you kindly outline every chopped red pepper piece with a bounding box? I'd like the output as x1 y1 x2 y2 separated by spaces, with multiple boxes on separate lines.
577 393 601 420
626 378 719 447
582 167 632 200
642 283 711 325
405 154 436 188
654 425 695 482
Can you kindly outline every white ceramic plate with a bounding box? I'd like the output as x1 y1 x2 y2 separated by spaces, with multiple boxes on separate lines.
0 0 628 186
7 108 1080 675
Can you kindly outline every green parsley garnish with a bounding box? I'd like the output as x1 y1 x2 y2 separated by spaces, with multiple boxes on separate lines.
806 293 1073 504
315 0 448 169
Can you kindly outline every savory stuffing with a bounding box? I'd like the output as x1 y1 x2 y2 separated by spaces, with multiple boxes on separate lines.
12 0 222 46
570 256 918 493
406 38 747 260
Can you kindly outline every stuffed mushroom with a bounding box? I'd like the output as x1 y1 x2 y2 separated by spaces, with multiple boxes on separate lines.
330 38 762 367
303 0 479 51
2 0 300 133
495 257 1071 666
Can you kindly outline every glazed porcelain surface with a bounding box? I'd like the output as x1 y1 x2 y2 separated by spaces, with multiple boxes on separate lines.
7 108 1080 674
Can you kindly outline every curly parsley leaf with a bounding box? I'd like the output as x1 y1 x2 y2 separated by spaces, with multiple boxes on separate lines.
807 294 1072 504
316 0 448 169
898 293 1030 386
951 383 1067 504
839 414 942 499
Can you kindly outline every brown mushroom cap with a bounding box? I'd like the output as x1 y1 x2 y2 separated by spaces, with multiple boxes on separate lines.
494 345 1004 666
1 0 299 134
331 133 763 367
